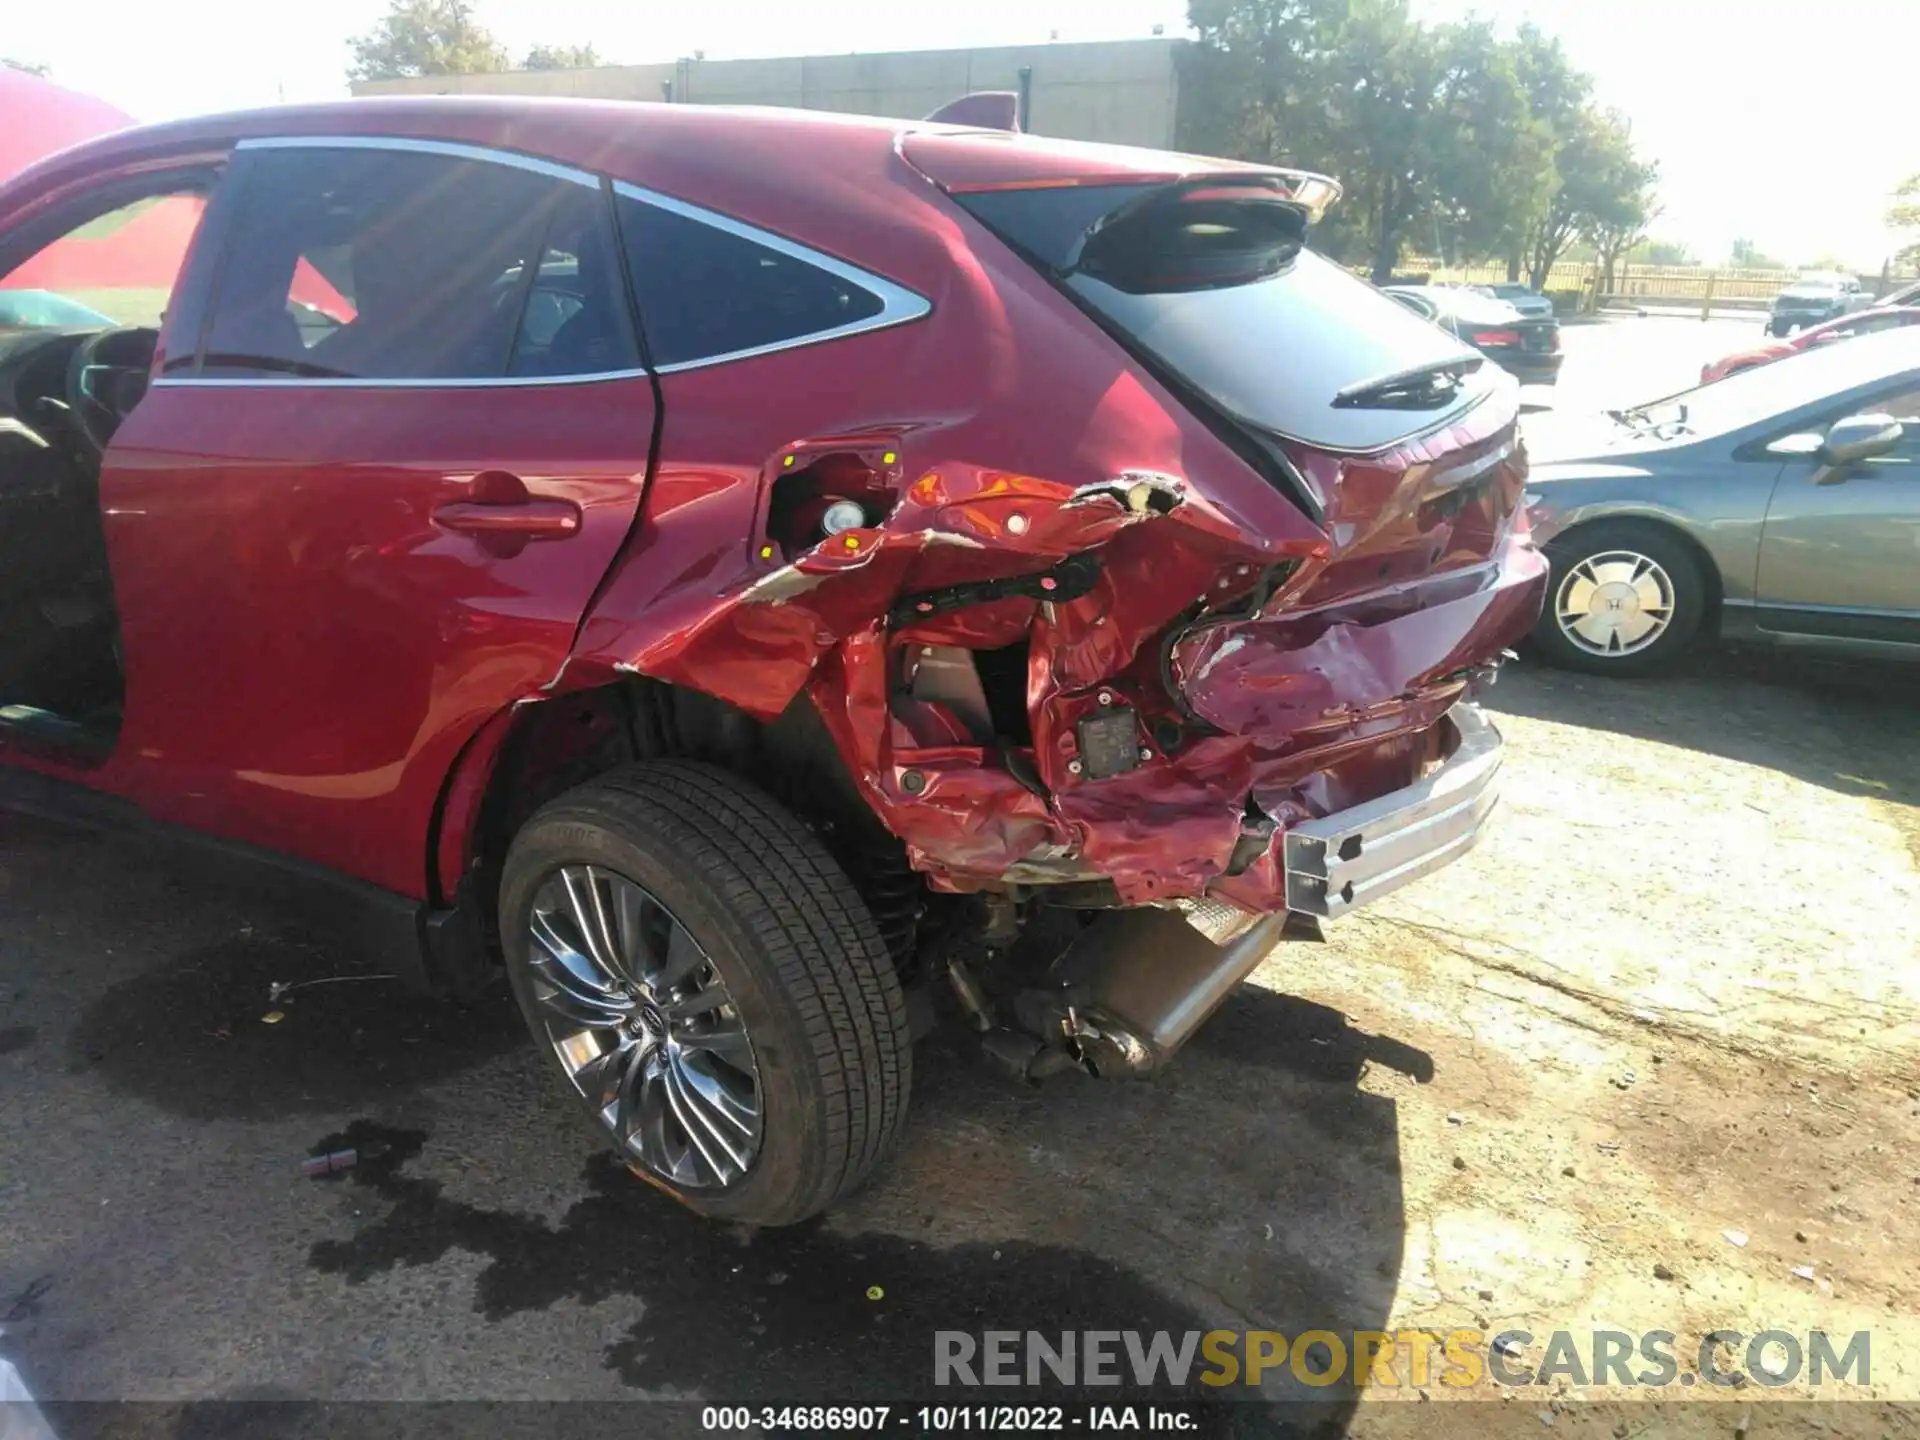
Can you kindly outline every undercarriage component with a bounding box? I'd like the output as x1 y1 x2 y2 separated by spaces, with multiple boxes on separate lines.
1014 907 1289 1079
887 550 1102 627
1073 705 1142 781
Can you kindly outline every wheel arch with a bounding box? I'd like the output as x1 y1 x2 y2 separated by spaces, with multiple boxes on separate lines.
423 671 925 994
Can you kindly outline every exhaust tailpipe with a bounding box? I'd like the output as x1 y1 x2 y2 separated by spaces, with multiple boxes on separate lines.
1019 908 1289 1079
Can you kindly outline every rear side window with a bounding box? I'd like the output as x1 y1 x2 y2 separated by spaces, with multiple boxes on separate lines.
198 145 634 381
613 188 916 369
958 184 1489 453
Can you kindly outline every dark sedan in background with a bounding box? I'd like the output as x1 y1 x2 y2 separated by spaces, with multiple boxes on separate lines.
1385 284 1562 384
1522 326 1920 675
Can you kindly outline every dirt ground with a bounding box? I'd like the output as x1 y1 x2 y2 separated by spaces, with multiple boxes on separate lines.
1303 648 1920 1428
3 648 1915 1438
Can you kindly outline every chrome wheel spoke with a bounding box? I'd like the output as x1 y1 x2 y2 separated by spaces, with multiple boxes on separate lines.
527 864 760 1192
561 866 628 983
655 922 708 992
665 1051 752 1182
528 909 631 1025
663 984 730 1020
683 1013 754 1060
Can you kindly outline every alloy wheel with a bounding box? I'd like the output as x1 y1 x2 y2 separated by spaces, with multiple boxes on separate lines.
526 865 761 1190
1554 549 1676 658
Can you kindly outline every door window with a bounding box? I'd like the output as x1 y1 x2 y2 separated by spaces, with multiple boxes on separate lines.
197 144 636 381
0 191 207 331
613 188 922 370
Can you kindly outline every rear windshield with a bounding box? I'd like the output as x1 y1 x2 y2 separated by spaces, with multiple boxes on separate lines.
957 183 1490 453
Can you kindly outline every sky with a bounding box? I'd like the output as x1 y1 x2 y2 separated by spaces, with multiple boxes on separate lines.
6 0 1916 269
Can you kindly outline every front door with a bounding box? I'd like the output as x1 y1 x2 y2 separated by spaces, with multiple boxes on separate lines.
102 138 656 896
1755 380 1920 646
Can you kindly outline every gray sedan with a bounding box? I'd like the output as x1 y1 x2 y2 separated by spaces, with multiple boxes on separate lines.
1522 325 1920 675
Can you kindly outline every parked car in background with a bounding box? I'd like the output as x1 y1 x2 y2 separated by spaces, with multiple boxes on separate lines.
1482 281 1555 319
1523 327 1920 675
0 97 1545 1224
1384 284 1562 384
1768 271 1872 335
1702 305 1920 383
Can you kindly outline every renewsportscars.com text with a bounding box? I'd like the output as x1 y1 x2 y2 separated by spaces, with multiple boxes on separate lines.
934 1328 1871 1391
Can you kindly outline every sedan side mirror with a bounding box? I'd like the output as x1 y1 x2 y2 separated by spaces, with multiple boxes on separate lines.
1821 413 1904 465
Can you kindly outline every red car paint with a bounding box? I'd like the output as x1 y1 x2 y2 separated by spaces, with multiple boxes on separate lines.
1702 306 1920 383
0 98 1544 917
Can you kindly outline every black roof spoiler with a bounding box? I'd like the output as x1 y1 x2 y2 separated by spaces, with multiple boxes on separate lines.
922 92 1021 132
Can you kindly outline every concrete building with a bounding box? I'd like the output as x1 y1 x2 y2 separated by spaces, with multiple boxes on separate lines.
351 37 1188 151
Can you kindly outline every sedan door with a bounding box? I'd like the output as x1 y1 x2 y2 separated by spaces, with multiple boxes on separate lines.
1754 379 1920 645
102 137 656 896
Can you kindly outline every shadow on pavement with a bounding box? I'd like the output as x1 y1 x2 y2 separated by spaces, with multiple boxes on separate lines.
1192 984 1436 1086
66 933 524 1121
1490 648 1920 809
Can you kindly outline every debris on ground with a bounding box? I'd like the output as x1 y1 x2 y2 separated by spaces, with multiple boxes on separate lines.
300 1148 358 1178
1453 1156 1469 1171
1446 1112 1465 1126
259 1011 285 1025
1561 1165 1576 1177
1791 1265 1816 1282
1723 1229 1749 1248
1652 1263 1675 1281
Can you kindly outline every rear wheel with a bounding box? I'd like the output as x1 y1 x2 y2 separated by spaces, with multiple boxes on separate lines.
1768 319 1790 337
1530 522 1708 677
500 760 911 1225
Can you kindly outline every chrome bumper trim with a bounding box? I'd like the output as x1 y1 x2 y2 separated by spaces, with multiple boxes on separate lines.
1283 703 1503 919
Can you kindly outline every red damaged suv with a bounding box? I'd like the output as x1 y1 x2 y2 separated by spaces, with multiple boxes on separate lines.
0 97 1544 1224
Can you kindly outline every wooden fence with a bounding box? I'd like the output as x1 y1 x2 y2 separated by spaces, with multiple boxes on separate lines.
1388 259 1895 304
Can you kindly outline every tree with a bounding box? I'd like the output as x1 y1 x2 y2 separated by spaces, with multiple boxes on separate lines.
1525 106 1649 290
1421 19 1556 266
1501 23 1590 280
1730 237 1783 269
1578 126 1659 293
1888 173 1920 271
1632 238 1695 266
2 57 51 77
522 43 600 71
348 0 506 82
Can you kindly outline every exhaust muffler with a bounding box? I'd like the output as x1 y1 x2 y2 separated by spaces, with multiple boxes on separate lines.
1015 907 1290 1079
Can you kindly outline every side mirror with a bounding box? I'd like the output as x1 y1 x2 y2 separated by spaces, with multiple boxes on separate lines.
1821 413 1903 465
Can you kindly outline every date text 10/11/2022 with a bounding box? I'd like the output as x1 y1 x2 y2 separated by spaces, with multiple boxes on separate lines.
700 1406 1200 1431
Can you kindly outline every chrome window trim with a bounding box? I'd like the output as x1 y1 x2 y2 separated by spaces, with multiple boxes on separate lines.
154 368 652 391
233 134 600 190
611 180 932 375
156 139 931 388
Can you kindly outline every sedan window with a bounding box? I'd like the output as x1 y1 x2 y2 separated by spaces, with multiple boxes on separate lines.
197 145 635 381
613 191 901 369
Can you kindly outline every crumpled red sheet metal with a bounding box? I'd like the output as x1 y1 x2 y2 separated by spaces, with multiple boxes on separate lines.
567 394 1546 911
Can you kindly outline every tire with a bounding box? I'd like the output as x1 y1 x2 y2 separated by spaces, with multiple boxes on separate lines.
1767 320 1789 337
500 759 911 1225
1529 521 1708 677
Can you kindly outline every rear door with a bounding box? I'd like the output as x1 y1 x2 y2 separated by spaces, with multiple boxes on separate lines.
102 137 655 895
1755 377 1920 644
